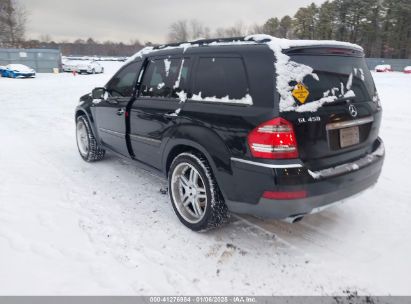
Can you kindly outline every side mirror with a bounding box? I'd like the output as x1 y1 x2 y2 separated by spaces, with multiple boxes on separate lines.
92 87 106 100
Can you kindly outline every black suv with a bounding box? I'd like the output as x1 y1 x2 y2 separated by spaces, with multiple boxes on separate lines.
75 36 384 231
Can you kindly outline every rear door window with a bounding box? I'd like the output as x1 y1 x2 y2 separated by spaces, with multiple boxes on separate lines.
193 57 249 101
140 58 190 99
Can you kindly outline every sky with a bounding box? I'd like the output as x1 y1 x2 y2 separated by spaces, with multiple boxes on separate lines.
23 0 326 44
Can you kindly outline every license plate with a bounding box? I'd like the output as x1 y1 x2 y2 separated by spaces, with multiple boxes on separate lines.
340 126 360 148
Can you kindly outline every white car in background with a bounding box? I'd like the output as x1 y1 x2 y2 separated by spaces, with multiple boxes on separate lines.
375 64 392 72
62 60 104 74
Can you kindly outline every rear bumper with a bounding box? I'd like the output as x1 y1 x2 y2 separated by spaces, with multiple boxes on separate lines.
226 138 384 219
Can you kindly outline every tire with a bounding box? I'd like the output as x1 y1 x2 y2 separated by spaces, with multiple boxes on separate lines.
76 115 105 162
101 68 104 74
168 152 229 231
92 69 95 74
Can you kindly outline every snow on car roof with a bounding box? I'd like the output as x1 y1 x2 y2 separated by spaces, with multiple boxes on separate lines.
125 34 362 64
375 64 391 69
7 64 32 70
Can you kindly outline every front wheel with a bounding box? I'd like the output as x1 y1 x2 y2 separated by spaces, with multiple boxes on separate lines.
76 115 105 162
168 152 229 231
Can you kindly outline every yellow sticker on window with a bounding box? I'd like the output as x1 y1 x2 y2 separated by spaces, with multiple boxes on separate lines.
292 82 310 104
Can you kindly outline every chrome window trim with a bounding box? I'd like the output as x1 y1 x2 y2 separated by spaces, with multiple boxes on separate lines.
129 133 161 145
99 128 125 137
326 116 374 131
231 157 303 169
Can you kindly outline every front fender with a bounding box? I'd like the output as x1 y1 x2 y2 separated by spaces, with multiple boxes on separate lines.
75 94 101 144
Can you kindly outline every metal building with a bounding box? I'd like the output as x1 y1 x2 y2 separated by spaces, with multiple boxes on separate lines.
0 48 62 73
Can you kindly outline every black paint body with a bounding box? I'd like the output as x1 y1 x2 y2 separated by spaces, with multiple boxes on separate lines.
75 42 384 219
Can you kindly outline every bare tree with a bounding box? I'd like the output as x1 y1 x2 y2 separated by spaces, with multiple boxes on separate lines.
213 21 250 38
167 20 189 43
40 34 52 43
223 21 248 37
0 0 27 47
189 19 210 40
248 23 265 35
167 19 211 43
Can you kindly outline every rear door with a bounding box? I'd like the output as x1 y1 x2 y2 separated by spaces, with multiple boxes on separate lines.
129 56 191 169
93 61 142 156
280 48 382 170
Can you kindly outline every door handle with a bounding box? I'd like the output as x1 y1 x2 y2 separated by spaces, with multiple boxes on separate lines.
117 108 125 116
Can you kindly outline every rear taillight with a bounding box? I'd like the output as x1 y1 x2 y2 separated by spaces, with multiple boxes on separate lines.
248 117 298 159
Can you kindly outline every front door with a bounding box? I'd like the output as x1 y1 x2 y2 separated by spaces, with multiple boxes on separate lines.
129 57 191 169
93 61 142 156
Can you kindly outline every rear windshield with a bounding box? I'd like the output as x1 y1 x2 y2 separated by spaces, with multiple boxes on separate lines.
288 54 376 103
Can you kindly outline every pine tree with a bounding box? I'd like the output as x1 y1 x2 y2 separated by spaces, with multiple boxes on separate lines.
293 3 319 39
317 1 337 40
263 18 280 36
279 16 293 38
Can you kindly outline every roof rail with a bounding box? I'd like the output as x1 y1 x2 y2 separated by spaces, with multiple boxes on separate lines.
153 36 249 50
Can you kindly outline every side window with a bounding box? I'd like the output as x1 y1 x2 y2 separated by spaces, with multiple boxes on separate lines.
106 61 140 97
193 57 249 101
140 58 190 98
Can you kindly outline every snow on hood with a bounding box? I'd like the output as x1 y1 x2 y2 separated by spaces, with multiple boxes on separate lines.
7 64 34 72
404 66 411 71
125 34 363 113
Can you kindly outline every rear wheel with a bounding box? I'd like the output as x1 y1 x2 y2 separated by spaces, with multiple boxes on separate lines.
168 152 229 231
76 115 105 162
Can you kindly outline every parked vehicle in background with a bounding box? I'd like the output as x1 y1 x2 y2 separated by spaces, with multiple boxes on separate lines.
74 36 384 231
404 66 411 74
78 60 104 74
375 64 392 72
62 60 104 74
0 64 36 78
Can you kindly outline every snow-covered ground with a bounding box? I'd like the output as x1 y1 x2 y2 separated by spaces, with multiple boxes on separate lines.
0 63 410 295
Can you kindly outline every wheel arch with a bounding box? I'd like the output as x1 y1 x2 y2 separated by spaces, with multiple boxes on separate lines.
163 136 233 202
75 107 101 144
